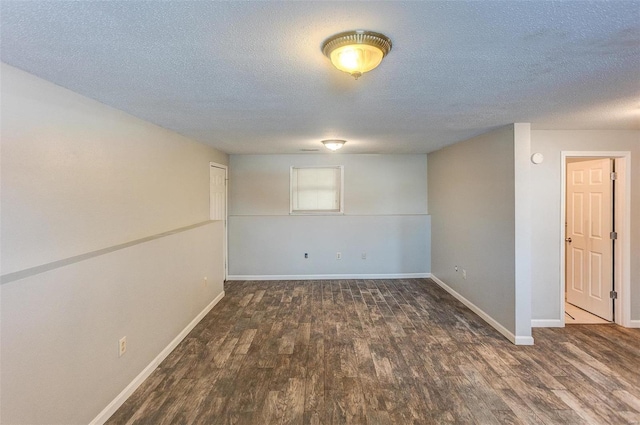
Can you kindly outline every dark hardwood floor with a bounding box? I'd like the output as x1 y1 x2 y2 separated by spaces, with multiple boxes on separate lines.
106 279 640 424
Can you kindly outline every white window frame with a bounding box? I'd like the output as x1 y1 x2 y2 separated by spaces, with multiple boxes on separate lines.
290 165 344 215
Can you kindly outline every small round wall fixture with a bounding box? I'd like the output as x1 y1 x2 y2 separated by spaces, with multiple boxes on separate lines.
322 139 346 151
531 153 544 164
322 30 392 79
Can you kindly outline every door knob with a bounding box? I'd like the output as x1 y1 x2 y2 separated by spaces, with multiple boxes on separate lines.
565 237 572 243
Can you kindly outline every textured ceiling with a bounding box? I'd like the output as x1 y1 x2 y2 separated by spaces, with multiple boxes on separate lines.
1 1 639 154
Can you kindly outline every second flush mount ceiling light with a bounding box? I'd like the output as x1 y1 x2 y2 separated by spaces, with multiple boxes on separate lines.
322 30 392 79
321 139 346 151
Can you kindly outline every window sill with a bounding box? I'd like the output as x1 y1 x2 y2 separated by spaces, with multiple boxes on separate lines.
289 211 344 216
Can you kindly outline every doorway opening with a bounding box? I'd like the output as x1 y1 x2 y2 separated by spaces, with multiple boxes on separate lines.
560 152 631 327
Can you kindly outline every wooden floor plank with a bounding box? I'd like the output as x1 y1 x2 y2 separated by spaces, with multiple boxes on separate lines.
106 279 640 425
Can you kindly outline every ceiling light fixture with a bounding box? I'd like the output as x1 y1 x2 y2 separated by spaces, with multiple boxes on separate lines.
321 139 346 151
322 30 392 79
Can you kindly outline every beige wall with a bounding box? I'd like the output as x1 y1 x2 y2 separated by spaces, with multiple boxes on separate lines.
1 223 224 424
230 154 427 216
530 130 640 324
228 154 430 277
1 64 228 423
1 64 227 275
428 126 519 335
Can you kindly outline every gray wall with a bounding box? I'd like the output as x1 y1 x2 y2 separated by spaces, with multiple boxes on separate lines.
228 154 430 277
428 126 517 334
1 64 228 423
530 130 640 323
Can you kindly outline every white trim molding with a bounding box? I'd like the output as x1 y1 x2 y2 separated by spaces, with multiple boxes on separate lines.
430 274 534 345
531 319 564 328
514 336 535 345
1 221 216 285
90 291 225 425
226 273 431 281
630 320 640 329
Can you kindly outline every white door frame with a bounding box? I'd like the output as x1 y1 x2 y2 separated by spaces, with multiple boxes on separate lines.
560 151 631 326
210 162 228 280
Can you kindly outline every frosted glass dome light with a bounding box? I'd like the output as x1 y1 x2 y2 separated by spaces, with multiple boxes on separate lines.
322 30 392 79
321 139 346 151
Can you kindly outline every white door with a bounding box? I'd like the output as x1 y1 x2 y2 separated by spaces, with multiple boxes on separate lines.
210 165 227 278
566 158 613 320
210 166 226 221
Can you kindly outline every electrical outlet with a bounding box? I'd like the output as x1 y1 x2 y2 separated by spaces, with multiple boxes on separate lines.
462 269 467 280
304 253 308 259
119 336 127 357
336 252 342 260
455 265 458 272
361 252 367 260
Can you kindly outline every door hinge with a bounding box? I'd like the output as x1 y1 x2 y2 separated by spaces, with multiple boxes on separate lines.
611 172 617 180
610 231 618 240
610 291 618 300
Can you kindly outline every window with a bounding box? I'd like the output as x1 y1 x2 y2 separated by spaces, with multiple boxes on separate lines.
290 166 343 214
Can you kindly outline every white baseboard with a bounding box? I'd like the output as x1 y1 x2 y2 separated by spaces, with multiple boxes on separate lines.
430 274 534 346
531 319 564 328
226 273 431 281
514 336 535 345
89 290 225 425
533 319 638 328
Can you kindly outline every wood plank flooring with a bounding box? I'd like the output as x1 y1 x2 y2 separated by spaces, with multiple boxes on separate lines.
106 279 640 425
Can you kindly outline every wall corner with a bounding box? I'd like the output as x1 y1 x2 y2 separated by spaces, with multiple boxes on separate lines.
514 123 533 340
